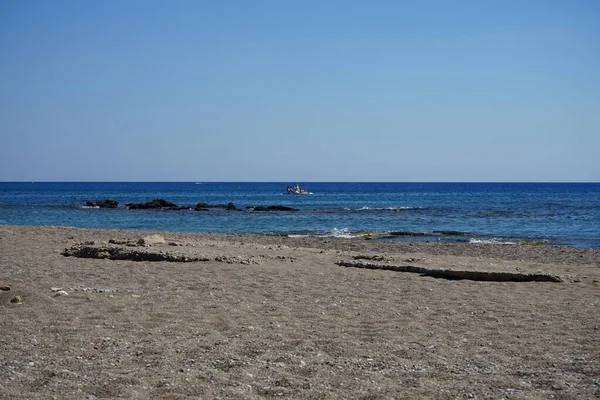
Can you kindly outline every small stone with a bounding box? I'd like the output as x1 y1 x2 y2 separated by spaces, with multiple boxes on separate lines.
50 287 62 292
53 290 69 298
138 235 166 246
0 285 10 291
10 295 21 303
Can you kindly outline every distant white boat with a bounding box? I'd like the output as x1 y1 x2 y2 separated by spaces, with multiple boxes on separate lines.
195 182 201 185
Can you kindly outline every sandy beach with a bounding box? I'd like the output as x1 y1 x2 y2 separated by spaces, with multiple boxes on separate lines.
1 225 599 399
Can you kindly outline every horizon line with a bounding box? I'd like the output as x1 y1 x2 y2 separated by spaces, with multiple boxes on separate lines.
1 180 599 184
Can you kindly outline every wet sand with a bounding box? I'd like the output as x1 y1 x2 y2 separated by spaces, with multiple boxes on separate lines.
1 225 599 399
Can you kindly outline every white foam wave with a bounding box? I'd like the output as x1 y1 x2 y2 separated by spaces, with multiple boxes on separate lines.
326 228 355 238
288 228 357 239
469 238 516 245
81 205 100 209
353 206 418 211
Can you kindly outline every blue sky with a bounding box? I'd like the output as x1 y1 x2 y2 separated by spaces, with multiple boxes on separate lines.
0 0 598 182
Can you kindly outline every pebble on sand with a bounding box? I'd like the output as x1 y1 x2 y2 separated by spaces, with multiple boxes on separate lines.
138 234 166 246
53 290 69 297
0 285 10 291
10 295 21 303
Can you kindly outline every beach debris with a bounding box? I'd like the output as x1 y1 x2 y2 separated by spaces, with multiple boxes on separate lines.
70 286 118 293
10 295 22 303
138 234 166 246
336 260 563 283
53 290 69 297
0 285 10 291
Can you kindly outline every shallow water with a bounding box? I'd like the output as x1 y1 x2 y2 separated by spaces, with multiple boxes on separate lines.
1 182 599 248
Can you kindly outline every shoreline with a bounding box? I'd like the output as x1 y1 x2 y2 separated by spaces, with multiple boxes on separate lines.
4 224 599 265
1 225 599 398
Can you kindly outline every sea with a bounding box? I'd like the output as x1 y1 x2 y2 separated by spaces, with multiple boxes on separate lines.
1 182 599 249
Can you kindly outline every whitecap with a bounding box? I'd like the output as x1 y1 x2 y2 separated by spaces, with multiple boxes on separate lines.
469 238 516 245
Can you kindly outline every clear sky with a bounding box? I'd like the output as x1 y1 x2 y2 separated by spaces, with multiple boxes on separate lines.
0 0 598 182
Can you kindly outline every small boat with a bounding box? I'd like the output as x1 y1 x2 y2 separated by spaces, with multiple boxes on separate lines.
284 190 313 195
285 185 311 195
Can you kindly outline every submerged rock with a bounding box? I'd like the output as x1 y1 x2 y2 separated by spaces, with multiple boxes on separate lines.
85 199 118 208
248 205 298 212
194 202 238 211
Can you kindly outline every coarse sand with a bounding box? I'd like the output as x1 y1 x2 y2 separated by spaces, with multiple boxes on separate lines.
1 225 599 399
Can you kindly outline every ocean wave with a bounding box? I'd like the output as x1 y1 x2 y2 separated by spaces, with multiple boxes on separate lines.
476 211 514 217
469 238 517 245
288 228 361 239
342 206 430 212
286 229 475 240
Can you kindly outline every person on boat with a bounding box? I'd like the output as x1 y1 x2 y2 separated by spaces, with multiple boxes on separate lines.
295 184 300 193
287 186 294 194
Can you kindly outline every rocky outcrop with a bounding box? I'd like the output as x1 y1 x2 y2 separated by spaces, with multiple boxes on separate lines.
84 198 296 212
126 199 185 210
62 244 210 262
86 200 119 208
336 260 563 283
137 235 166 246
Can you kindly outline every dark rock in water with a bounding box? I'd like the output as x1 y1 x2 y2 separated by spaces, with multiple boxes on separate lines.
433 230 469 236
194 202 237 211
249 205 298 212
126 198 178 209
86 200 119 208
389 231 427 236
195 202 209 210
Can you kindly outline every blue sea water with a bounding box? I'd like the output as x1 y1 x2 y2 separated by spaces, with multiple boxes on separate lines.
1 182 599 248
